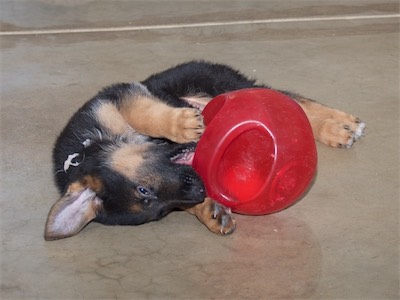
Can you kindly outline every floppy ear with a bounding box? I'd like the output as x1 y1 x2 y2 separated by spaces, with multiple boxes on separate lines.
44 181 103 241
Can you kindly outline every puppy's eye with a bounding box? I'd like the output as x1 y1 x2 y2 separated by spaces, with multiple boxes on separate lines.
137 186 151 197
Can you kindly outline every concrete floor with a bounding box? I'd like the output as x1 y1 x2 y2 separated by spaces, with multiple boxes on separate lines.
1 1 399 299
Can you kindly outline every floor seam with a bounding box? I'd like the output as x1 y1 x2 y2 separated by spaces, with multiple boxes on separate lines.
1 14 399 36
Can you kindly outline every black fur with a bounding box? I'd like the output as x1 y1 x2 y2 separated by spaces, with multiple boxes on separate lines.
52 82 206 227
142 60 268 105
50 61 286 234
45 60 366 240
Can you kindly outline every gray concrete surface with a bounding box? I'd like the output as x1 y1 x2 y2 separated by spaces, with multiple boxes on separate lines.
1 1 399 299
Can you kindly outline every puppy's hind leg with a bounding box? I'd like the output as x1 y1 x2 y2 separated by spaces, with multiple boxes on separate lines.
293 96 366 148
185 198 236 235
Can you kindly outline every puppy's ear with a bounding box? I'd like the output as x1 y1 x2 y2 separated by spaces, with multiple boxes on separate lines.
44 179 103 241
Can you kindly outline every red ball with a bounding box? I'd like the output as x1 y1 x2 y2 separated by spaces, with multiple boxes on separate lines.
192 89 317 215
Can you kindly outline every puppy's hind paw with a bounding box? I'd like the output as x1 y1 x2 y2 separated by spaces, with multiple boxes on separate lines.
315 111 366 148
354 121 366 139
344 121 366 148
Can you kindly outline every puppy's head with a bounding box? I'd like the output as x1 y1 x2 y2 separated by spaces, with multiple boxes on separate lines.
45 142 205 240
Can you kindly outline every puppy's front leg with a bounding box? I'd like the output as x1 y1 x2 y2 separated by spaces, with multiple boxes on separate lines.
121 96 204 143
185 198 236 235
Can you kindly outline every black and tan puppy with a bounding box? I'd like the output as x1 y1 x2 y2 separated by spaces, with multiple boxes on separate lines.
44 61 365 240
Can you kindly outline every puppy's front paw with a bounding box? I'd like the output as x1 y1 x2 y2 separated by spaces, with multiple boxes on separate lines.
185 198 236 235
209 202 236 235
170 108 205 143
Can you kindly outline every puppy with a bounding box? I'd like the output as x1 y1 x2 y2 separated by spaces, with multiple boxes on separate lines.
44 61 365 240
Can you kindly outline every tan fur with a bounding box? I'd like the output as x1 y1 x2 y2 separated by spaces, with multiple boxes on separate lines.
185 198 236 235
66 176 103 193
67 181 86 194
297 98 361 147
95 102 133 135
120 95 204 143
81 175 103 193
130 203 144 213
109 144 149 180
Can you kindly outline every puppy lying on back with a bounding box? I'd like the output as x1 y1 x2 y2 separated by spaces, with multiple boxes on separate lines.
45 61 365 240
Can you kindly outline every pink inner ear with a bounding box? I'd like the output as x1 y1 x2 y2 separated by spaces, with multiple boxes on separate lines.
171 151 195 165
52 189 96 230
180 96 211 111
45 188 102 240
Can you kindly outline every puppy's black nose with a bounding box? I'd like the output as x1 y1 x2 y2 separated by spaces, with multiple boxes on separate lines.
189 178 206 200
197 186 206 198
179 168 206 201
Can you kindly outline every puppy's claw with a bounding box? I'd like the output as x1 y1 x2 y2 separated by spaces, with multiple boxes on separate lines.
171 108 205 143
185 198 236 236
354 122 366 139
219 209 236 235
345 122 365 148
212 203 236 235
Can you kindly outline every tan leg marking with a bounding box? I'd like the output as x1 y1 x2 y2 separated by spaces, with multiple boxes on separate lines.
297 98 365 148
121 96 205 143
95 101 134 135
185 198 236 235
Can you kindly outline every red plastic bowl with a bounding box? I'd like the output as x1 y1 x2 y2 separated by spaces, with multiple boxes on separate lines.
192 88 317 215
